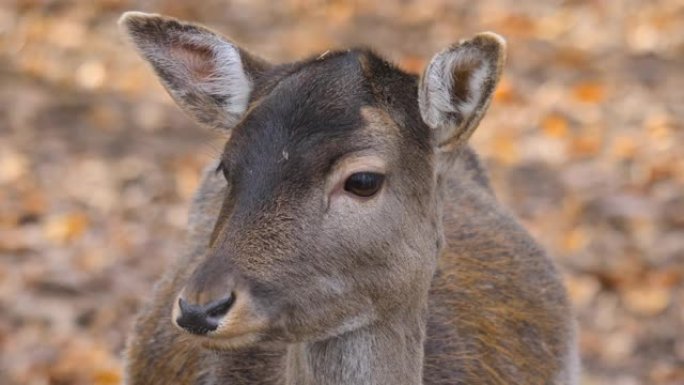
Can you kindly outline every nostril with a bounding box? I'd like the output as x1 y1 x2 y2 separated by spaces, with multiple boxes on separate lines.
205 294 234 318
178 297 193 317
177 298 214 335
176 294 235 336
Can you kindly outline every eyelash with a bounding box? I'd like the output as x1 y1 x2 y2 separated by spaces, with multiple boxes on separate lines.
215 162 228 178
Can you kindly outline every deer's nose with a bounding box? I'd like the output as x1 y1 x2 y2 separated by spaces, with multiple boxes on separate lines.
175 295 234 335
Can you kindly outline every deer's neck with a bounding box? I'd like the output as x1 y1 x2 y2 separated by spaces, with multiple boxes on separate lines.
284 311 426 385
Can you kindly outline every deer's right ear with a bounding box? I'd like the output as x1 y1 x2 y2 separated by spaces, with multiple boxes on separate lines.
418 33 506 151
119 12 270 130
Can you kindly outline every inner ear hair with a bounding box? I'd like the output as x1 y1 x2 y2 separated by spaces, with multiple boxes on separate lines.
419 32 506 151
118 12 270 130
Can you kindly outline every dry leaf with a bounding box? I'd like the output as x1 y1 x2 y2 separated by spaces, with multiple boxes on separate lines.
610 135 639 160
572 82 606 103
562 227 588 253
565 274 600 309
541 113 570 139
570 132 603 157
44 213 89 244
491 132 520 165
621 285 671 316
493 76 519 104
93 368 123 385
0 148 28 184
399 55 426 74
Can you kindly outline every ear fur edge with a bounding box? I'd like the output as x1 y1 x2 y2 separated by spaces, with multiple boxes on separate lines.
449 31 506 148
117 11 257 130
420 32 507 151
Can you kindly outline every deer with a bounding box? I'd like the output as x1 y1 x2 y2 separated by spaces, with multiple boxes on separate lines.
118 12 579 385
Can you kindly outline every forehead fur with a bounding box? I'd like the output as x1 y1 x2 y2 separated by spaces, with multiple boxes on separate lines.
226 48 430 163
219 49 432 212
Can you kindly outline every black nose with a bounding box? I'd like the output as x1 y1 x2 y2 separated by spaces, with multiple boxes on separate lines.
176 295 234 335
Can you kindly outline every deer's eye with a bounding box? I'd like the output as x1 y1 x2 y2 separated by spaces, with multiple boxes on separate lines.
344 172 384 198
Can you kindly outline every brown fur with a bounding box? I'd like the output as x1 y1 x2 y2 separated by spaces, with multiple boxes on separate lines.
125 149 576 385
120 12 578 385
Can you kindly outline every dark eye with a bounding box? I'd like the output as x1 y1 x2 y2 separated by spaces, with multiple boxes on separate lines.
344 172 385 198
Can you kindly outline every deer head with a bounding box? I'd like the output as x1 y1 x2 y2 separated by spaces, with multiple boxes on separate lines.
119 12 505 349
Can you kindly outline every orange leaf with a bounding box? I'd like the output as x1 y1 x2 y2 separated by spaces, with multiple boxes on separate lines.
44 213 89 244
541 113 569 139
398 55 426 74
621 285 671 316
93 369 122 385
572 82 606 103
610 136 638 159
491 133 519 165
565 274 600 309
570 132 603 157
493 77 519 104
562 227 588 252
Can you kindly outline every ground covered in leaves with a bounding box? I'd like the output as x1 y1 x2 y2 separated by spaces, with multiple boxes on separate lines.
1 1 683 384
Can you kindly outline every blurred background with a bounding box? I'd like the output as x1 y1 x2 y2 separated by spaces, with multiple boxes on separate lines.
0 0 682 384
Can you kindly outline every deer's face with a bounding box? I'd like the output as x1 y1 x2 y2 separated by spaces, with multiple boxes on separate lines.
120 12 505 348
176 56 439 347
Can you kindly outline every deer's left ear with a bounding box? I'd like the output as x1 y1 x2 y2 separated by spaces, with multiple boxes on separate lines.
418 32 506 150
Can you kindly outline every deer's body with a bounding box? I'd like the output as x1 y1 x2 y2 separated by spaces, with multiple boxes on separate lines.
120 12 578 385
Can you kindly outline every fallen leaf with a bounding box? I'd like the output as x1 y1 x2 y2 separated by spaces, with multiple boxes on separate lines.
491 132 520 165
398 55 426 74
493 76 520 104
565 273 600 309
610 135 639 160
572 81 606 103
562 227 588 253
621 285 671 316
44 213 89 244
569 133 603 157
0 148 28 184
541 113 570 139
93 368 123 385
